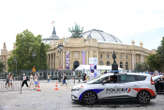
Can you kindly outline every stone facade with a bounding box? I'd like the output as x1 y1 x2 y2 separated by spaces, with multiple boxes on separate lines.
0 43 8 72
47 37 152 71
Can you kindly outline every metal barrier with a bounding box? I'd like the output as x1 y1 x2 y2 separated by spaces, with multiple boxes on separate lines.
0 80 21 92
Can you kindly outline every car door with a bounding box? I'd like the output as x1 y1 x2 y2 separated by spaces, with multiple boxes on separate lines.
117 74 140 97
101 75 119 99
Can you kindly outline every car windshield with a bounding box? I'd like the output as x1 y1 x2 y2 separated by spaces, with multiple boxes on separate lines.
87 75 104 84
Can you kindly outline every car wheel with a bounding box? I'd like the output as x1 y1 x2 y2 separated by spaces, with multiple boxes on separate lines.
82 91 97 105
137 91 150 104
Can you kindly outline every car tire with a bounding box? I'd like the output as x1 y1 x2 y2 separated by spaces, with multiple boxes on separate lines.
82 91 97 105
137 91 151 104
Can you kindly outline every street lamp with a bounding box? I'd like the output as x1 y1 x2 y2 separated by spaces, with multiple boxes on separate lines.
57 44 64 70
14 57 17 74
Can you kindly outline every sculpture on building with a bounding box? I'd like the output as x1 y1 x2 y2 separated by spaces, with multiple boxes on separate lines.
69 24 83 38
112 51 118 73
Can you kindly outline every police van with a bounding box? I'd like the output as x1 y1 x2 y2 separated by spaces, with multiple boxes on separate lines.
71 73 157 105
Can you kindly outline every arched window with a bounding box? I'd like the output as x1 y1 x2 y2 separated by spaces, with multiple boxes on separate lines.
73 61 80 70
107 53 110 59
99 61 104 65
106 61 110 66
125 62 128 70
120 62 123 68
100 54 103 59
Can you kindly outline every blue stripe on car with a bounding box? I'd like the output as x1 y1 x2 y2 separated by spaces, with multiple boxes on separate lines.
79 89 104 100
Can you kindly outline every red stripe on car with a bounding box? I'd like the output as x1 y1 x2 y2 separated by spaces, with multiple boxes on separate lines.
133 88 156 96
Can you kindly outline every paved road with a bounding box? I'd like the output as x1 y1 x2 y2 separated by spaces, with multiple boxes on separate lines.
0 80 164 110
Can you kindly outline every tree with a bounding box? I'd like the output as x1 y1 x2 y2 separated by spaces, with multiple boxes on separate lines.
146 37 164 72
134 63 148 72
0 59 4 72
146 54 160 72
156 37 164 72
8 30 49 73
69 24 83 38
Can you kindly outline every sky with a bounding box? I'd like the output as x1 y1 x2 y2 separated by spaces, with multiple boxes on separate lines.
0 0 164 51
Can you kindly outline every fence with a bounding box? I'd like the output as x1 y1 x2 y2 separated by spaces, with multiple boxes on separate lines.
0 80 21 92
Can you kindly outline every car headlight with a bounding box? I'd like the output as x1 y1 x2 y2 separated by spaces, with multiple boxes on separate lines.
71 85 84 91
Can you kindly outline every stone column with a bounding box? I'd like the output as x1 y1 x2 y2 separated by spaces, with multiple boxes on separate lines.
140 54 144 63
63 51 65 69
86 51 88 65
131 53 136 70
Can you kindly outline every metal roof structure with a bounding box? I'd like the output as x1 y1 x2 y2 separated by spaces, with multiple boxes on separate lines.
81 29 122 43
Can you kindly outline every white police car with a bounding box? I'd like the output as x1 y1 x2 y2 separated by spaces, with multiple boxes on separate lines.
71 73 157 105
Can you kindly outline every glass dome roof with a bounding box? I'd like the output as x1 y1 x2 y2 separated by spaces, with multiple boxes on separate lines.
82 29 122 43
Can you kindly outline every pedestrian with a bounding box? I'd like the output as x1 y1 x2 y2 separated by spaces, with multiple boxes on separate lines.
73 71 76 84
5 74 10 88
82 73 87 81
21 73 29 88
9 73 13 88
29 73 34 88
78 72 81 83
47 74 51 83
34 74 38 89
62 73 67 85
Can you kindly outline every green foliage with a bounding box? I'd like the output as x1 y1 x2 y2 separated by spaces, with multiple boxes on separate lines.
146 37 164 72
134 63 148 72
0 59 4 72
69 24 83 38
146 54 160 72
8 30 49 73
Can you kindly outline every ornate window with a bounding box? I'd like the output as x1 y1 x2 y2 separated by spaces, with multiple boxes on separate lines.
99 61 104 65
126 55 128 59
106 61 110 66
120 62 123 68
120 54 123 59
100 54 103 59
125 62 128 70
107 53 110 59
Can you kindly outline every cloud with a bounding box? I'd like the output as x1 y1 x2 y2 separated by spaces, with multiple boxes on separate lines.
0 0 164 50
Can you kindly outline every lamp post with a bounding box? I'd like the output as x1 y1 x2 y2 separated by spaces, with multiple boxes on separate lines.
112 51 118 74
14 57 17 74
57 44 64 70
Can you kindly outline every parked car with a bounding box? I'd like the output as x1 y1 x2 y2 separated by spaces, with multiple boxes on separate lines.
152 75 164 93
71 73 157 105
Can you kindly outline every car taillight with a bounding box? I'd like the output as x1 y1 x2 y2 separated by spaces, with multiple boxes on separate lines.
151 77 155 85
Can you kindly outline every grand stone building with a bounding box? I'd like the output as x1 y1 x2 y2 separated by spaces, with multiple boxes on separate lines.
47 28 154 71
0 43 9 72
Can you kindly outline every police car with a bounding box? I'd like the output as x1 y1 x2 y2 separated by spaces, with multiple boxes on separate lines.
71 73 157 105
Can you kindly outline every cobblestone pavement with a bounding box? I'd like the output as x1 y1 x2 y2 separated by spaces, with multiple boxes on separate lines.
0 80 164 110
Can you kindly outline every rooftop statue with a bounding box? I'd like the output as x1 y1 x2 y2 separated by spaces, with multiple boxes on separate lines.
69 24 84 38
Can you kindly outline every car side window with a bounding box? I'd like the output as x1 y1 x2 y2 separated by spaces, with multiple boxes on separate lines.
103 75 118 84
135 75 146 81
92 76 108 84
118 75 146 83
118 75 136 83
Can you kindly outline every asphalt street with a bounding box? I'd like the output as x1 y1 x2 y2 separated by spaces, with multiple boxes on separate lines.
0 80 164 110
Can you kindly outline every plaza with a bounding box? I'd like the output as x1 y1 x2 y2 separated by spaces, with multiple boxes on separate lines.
0 80 164 110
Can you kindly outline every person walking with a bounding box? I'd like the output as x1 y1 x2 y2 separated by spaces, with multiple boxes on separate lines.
82 73 87 82
9 73 13 88
5 74 10 88
62 73 67 85
78 72 81 83
21 73 29 88
47 74 51 83
29 73 34 89
34 74 38 89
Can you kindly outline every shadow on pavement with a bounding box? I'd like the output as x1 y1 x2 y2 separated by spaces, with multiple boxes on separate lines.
72 99 156 108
